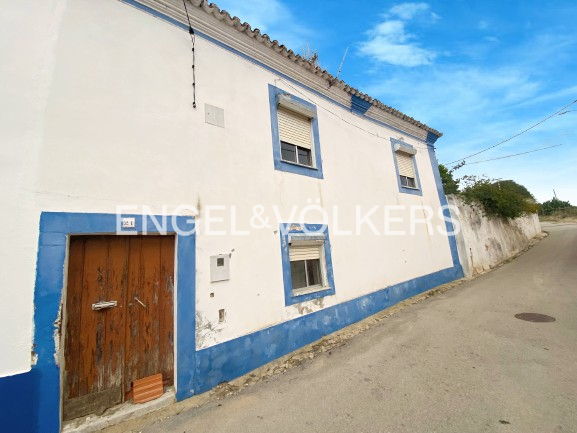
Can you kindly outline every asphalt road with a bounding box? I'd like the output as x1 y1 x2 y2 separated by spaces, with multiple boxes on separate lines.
145 223 577 433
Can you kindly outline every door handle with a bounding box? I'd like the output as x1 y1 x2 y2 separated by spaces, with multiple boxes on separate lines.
92 300 117 311
134 296 147 308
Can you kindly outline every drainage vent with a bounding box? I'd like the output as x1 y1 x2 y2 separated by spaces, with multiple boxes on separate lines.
514 313 556 323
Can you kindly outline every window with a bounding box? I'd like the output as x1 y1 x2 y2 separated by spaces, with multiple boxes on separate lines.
268 84 324 179
280 224 335 305
278 107 314 167
391 138 421 195
289 240 325 293
396 152 418 189
281 141 312 166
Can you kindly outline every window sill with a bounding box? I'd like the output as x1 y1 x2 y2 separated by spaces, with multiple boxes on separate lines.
280 158 317 170
399 184 422 196
292 285 330 297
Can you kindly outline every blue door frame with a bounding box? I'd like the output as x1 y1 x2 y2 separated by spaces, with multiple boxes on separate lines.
30 212 196 432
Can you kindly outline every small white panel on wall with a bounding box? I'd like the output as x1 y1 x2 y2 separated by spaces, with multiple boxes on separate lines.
205 103 225 128
210 254 230 282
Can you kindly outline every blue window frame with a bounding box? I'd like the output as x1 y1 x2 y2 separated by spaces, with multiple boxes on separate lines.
268 84 324 179
279 223 335 306
390 138 422 196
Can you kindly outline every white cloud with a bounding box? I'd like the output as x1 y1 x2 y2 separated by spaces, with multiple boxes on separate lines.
361 61 577 202
215 0 314 51
365 66 541 123
389 2 430 20
358 3 437 67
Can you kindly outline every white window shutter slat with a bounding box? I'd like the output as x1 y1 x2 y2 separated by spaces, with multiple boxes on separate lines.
278 107 313 149
289 244 321 261
396 152 416 178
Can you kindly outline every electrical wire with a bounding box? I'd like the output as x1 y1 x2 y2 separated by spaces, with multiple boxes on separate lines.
275 77 435 152
447 98 577 165
463 143 563 165
177 5 435 150
183 0 197 109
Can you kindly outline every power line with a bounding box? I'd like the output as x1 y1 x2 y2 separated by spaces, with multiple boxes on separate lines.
275 77 434 152
447 98 577 165
463 143 563 165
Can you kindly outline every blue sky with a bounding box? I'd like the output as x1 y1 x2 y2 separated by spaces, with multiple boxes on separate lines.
216 0 577 203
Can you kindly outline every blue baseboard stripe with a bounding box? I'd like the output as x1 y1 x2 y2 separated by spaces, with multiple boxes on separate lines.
192 264 463 395
0 370 38 433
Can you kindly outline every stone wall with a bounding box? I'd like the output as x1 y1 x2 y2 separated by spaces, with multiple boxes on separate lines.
448 195 542 276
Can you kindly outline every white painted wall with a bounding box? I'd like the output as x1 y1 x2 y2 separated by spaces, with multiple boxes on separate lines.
0 0 455 376
448 195 542 276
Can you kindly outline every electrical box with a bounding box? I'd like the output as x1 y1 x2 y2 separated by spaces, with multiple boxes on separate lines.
210 254 230 282
205 104 225 128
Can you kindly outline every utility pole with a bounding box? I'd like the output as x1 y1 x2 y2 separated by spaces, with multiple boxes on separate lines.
553 189 558 199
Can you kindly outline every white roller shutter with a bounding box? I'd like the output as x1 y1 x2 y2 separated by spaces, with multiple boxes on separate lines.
289 244 321 261
278 106 313 149
396 152 416 178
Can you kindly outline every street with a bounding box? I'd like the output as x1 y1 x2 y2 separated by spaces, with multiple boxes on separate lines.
142 223 577 433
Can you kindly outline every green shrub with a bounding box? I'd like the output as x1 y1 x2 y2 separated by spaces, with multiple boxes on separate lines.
438 164 460 194
460 176 537 219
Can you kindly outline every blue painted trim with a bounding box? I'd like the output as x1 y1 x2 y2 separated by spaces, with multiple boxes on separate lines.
426 147 462 268
193 264 461 393
120 0 440 146
390 138 423 196
351 94 372 114
30 212 195 432
0 370 38 432
268 84 324 179
279 223 335 305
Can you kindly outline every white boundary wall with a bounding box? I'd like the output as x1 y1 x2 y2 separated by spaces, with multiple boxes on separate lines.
448 195 542 276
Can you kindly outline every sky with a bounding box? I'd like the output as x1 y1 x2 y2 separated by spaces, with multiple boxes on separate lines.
215 0 577 203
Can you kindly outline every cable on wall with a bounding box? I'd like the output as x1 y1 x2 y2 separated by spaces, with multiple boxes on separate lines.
183 0 197 109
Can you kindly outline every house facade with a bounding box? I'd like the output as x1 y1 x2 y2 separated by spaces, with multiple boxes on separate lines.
0 0 462 431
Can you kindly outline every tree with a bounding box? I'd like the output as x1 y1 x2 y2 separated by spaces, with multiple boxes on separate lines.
540 197 572 215
438 164 459 194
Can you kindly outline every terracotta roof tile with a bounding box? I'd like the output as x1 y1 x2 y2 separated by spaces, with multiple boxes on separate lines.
169 0 442 137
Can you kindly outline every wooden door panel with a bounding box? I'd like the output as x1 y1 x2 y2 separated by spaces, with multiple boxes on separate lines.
64 237 129 420
64 235 174 420
158 236 175 386
124 236 175 394
76 236 109 399
63 237 86 401
102 237 128 394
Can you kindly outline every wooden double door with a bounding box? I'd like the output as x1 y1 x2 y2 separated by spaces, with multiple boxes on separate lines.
63 235 175 420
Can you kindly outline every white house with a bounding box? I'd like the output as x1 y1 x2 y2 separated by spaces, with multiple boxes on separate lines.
0 1 462 431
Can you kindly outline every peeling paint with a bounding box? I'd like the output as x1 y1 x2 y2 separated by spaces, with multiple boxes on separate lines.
195 312 222 348
53 302 63 365
293 303 314 315
292 296 325 316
